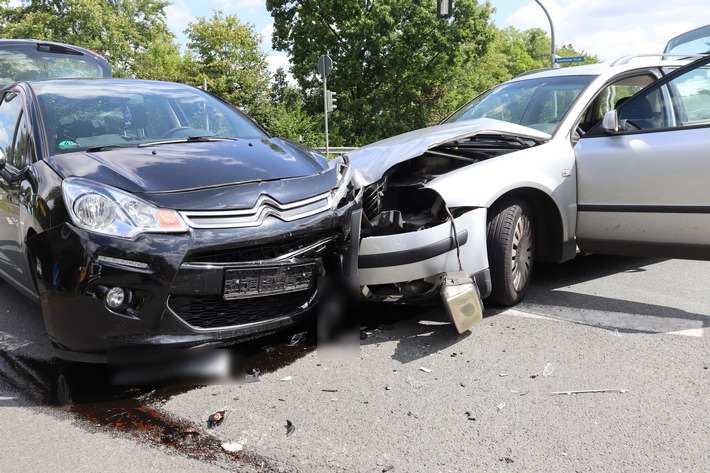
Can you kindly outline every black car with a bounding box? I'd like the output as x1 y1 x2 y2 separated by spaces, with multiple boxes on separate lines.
0 78 357 363
0 39 111 85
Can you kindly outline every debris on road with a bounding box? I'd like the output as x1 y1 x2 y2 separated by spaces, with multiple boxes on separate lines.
407 376 425 389
407 411 419 419
496 403 505 412
285 419 296 437
542 363 555 376
499 373 509 377
207 410 228 428
419 367 432 373
246 368 260 383
464 411 476 421
221 442 243 452
385 385 391 391
288 332 307 346
551 388 627 395
382 466 394 472
280 376 292 382
500 457 514 464
612 329 622 338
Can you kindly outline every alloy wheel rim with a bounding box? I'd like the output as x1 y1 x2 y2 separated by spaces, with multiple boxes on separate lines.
511 213 533 291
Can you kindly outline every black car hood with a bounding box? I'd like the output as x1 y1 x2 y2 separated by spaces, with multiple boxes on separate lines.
45 138 336 210
46 138 328 194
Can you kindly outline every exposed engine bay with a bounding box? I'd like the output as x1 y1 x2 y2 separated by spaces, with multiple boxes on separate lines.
360 133 542 236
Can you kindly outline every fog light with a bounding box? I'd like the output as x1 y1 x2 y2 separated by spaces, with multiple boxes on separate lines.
105 287 127 309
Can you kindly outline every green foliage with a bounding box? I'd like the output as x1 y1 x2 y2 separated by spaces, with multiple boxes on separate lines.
183 10 272 121
266 0 495 146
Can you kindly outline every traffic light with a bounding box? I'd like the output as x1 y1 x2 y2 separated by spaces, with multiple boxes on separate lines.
437 0 453 18
326 90 337 112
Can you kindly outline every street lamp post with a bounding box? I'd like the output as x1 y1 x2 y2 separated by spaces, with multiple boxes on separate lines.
534 0 558 68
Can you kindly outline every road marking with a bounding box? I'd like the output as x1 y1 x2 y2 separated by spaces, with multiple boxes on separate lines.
508 303 707 338
0 330 31 351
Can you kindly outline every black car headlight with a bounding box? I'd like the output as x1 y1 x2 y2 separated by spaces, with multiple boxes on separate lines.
62 178 189 238
330 155 353 208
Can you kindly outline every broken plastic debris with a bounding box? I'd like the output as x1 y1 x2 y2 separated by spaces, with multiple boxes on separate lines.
285 419 296 437
542 363 555 376
496 403 506 412
281 376 292 382
407 376 425 389
551 388 628 395
288 332 307 346
499 373 509 377
222 442 243 452
385 385 392 391
246 368 261 383
207 410 228 428
419 367 432 373
612 329 621 338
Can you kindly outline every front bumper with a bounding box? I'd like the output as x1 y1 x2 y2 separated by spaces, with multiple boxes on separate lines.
27 200 357 362
357 208 491 300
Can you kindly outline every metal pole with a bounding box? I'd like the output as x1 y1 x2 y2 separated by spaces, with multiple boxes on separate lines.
323 76 329 156
534 0 557 68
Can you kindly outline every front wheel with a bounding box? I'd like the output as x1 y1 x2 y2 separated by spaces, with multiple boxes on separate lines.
486 199 534 306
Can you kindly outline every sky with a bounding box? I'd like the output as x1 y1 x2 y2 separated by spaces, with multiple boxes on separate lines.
165 0 710 75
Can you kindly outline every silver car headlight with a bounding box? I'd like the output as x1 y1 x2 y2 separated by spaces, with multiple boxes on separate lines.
62 178 189 238
330 155 353 208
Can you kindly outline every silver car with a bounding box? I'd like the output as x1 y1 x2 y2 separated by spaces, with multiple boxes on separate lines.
348 25 710 321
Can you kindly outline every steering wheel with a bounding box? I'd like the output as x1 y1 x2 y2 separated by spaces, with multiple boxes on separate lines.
162 126 192 138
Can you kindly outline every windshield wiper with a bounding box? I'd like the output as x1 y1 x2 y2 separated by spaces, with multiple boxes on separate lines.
85 144 134 152
137 136 239 147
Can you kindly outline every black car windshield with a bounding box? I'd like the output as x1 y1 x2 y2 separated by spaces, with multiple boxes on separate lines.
443 75 596 134
32 79 268 155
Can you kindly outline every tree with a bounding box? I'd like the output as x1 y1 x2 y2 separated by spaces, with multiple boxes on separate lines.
267 0 495 146
0 0 179 77
183 10 272 121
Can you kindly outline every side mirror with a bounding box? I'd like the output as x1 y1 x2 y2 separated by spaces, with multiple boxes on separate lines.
0 150 21 184
602 110 619 133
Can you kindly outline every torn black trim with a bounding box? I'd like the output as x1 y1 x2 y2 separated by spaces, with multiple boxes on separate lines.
359 230 468 269
579 204 710 214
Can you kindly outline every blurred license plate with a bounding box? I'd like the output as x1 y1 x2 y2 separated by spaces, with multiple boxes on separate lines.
223 263 316 300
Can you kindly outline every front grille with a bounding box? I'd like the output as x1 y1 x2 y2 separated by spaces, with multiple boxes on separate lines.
180 192 332 229
168 291 315 329
186 233 336 264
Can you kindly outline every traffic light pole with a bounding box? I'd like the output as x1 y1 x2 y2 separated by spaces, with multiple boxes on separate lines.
534 0 558 68
323 74 329 156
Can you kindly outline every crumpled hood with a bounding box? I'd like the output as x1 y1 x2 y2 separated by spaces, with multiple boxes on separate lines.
347 118 551 187
45 137 329 194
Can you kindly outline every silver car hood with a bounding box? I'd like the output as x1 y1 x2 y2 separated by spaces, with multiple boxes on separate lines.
347 118 551 187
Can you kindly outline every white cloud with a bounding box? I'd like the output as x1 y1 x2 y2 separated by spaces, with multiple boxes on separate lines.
506 0 710 61
165 1 193 44
260 23 274 50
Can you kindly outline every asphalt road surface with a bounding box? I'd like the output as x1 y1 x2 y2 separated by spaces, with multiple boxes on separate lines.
1 254 709 472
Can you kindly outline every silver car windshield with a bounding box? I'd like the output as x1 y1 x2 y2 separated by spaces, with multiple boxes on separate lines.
444 75 596 134
32 80 268 155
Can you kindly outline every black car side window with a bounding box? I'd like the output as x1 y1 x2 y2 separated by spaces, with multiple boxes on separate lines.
12 111 29 168
0 91 23 167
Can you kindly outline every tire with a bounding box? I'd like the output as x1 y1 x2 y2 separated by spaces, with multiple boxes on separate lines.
486 199 534 306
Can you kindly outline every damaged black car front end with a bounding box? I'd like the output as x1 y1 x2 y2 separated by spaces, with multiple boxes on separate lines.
0 79 358 363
